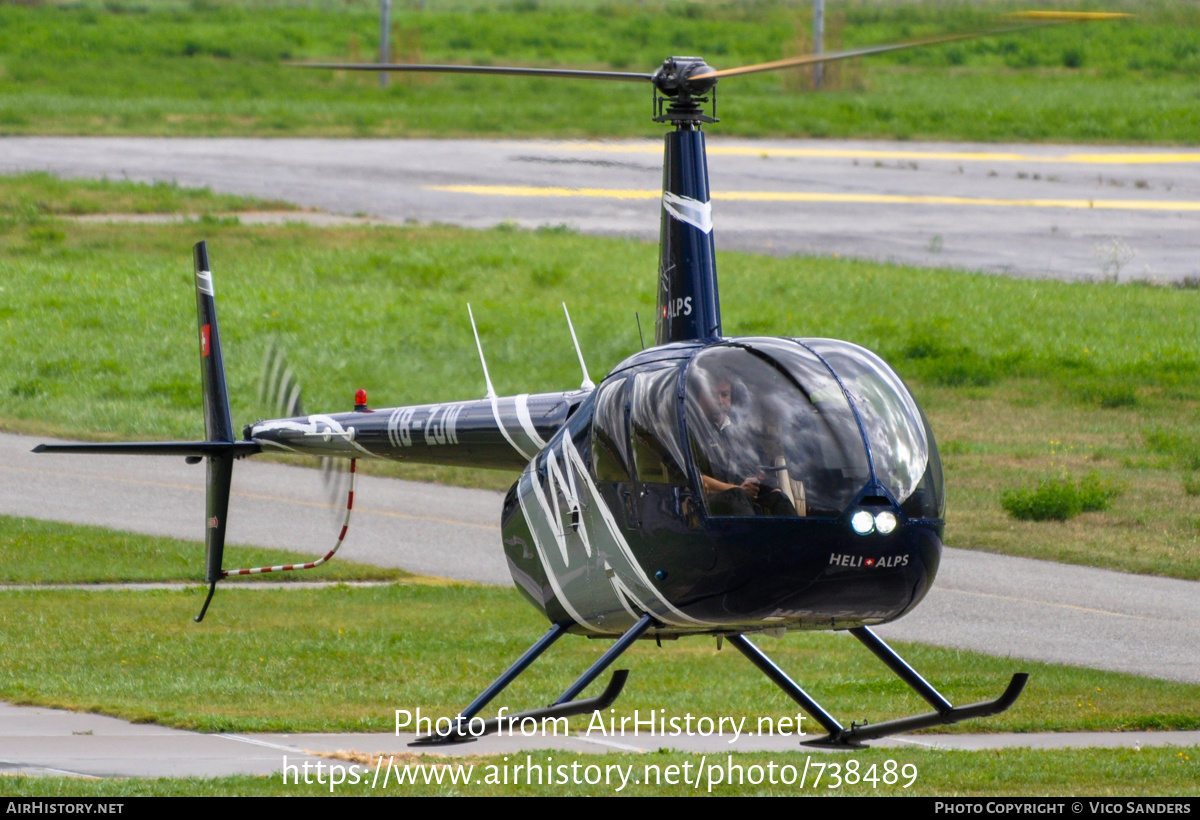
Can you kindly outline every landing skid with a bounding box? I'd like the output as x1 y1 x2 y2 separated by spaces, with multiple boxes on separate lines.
413 618 1024 748
411 614 653 746
729 627 1028 748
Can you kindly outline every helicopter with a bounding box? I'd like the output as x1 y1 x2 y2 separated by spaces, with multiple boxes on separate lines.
34 11 1126 749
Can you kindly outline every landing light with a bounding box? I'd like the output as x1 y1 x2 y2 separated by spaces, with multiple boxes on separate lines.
874 511 898 535
850 510 875 535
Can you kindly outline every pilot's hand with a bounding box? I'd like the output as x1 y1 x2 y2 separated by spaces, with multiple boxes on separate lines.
740 477 761 499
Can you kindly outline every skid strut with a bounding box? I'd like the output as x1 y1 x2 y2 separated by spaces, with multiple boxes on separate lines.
411 614 654 746
731 627 1028 748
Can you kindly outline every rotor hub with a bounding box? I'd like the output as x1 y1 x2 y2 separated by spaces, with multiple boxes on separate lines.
651 56 718 126
651 56 717 97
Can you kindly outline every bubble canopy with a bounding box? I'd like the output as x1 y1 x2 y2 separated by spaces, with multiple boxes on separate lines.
675 340 943 519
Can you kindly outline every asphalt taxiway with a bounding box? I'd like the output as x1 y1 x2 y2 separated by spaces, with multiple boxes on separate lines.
4 137 1200 281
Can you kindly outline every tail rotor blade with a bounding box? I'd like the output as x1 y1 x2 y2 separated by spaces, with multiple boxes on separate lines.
259 341 345 520
321 456 351 520
260 338 305 418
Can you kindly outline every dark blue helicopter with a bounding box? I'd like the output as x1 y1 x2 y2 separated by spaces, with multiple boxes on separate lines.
37 15 1125 746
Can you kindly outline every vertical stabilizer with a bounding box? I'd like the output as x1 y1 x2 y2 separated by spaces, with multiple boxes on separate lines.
193 241 234 587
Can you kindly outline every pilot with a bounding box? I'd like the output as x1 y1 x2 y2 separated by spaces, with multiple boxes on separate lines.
691 369 796 518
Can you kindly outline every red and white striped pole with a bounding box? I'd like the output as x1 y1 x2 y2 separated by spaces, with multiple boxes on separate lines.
222 459 357 577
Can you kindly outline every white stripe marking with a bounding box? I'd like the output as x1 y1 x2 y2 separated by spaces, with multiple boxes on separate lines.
196 270 214 296
662 192 713 233
515 393 548 449
491 395 533 460
517 473 603 633
562 435 705 626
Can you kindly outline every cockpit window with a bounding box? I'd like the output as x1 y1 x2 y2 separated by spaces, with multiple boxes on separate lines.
591 377 630 482
684 345 870 517
900 411 944 519
629 368 688 486
805 340 930 506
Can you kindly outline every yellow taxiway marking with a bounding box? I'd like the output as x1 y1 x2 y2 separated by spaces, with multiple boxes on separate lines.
552 142 1200 165
429 184 1200 212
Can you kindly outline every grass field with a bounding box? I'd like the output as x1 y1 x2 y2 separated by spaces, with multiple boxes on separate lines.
3 582 1198 735
0 172 298 218
0 515 408 584
3 516 1197 795
1 0 1198 143
3 173 1200 581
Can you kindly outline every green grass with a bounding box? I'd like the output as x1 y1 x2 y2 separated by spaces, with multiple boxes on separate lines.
0 172 297 221
1001 471 1121 521
2 584 1197 734
0 516 409 584
3 747 1198 795
6 188 1200 439
5 172 1200 580
920 383 1200 578
0 0 1197 143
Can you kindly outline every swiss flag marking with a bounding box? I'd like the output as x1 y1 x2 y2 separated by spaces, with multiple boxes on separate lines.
201 324 211 357
865 558 876 567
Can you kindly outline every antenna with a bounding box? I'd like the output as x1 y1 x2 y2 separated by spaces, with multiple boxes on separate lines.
562 303 595 391
467 304 496 399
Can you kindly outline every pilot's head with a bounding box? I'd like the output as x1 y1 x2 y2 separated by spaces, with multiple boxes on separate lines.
714 378 732 416
697 370 734 427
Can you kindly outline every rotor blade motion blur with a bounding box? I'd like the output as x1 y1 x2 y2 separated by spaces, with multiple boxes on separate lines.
258 339 348 516
296 63 652 83
299 10 1127 90
696 13 1127 82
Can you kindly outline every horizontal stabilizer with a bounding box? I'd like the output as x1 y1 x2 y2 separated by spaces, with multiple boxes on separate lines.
33 441 261 458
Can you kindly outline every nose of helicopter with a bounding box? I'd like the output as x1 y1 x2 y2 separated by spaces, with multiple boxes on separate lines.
676 337 946 628
499 335 946 635
688 501 943 629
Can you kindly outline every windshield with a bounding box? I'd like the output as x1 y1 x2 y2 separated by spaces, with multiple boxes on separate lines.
805 340 930 506
684 345 869 517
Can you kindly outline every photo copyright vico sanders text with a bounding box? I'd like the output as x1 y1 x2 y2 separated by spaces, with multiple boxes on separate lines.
936 804 1192 815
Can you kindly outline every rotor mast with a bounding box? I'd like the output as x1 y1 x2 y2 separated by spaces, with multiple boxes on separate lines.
652 57 723 346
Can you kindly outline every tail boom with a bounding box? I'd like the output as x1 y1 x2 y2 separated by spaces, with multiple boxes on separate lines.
249 389 588 470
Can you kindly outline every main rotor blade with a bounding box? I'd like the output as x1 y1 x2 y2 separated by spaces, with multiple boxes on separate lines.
1003 11 1133 22
298 10 1128 87
695 12 1130 81
295 62 653 83
695 25 1037 80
